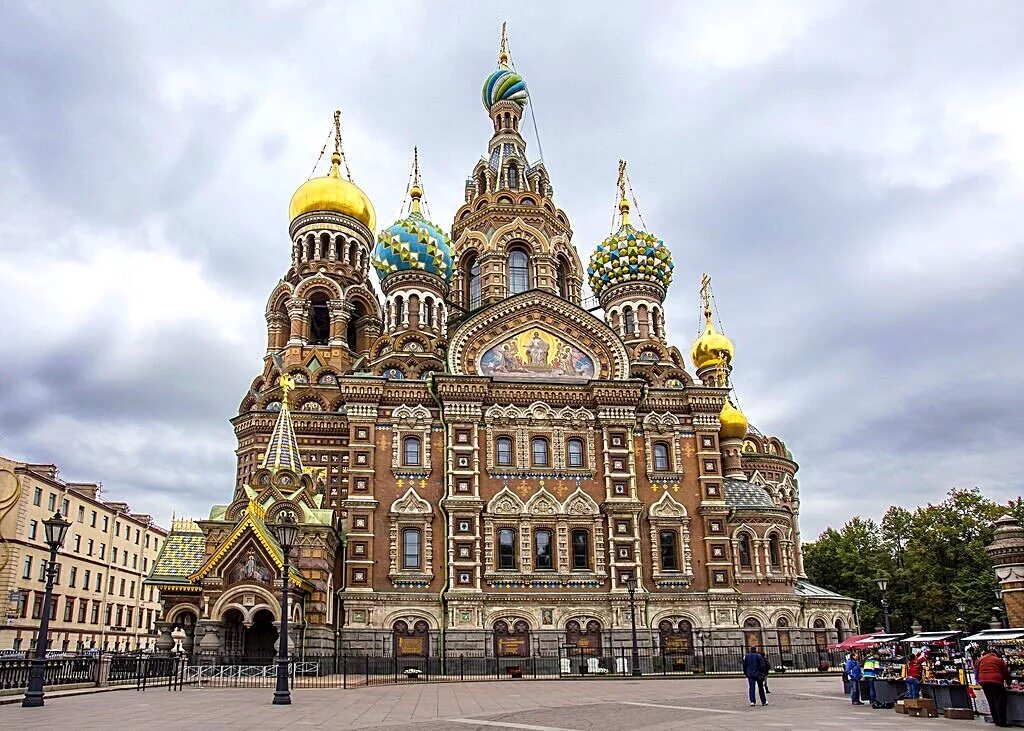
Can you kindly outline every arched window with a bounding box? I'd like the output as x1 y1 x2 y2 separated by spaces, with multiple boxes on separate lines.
309 292 331 345
653 442 670 471
507 162 518 189
496 437 513 466
835 618 846 643
813 617 828 650
466 255 481 310
651 308 661 337
509 248 530 294
395 296 405 326
660 529 679 571
402 435 421 466
743 617 763 650
623 306 635 335
534 528 553 570
567 438 585 468
477 170 487 195
498 528 516 569
556 257 570 298
738 533 752 568
402 528 421 570
423 297 434 327
768 534 781 568
659 619 693 657
531 437 549 467
777 616 792 652
347 300 366 351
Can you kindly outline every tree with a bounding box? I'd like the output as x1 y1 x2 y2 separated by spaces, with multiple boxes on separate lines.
804 488 1012 633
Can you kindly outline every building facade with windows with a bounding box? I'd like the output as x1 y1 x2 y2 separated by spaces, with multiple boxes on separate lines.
0 456 167 652
149 30 856 663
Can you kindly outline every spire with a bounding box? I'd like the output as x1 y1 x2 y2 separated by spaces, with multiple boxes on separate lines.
498 21 510 67
261 374 304 474
409 146 422 215
617 159 631 227
700 272 714 327
331 109 352 182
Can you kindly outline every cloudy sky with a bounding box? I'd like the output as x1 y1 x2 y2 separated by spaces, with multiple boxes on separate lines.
1 1 1022 539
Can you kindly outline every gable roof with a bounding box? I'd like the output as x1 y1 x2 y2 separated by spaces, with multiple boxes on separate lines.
145 518 206 587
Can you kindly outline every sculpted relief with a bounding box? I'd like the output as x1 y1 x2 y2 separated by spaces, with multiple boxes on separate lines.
479 328 596 381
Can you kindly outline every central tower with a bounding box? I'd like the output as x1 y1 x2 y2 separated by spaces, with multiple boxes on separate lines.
449 25 583 323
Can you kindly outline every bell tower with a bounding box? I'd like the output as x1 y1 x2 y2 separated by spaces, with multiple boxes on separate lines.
450 24 583 325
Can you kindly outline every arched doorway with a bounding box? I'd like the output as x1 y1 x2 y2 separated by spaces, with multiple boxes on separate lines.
393 620 429 658
566 619 602 655
494 620 530 658
222 607 278 663
659 619 694 671
743 617 763 650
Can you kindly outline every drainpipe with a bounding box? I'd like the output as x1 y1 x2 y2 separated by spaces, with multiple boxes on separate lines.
428 374 452 665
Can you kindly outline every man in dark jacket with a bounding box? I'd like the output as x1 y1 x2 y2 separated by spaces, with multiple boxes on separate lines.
977 647 1012 727
743 646 768 706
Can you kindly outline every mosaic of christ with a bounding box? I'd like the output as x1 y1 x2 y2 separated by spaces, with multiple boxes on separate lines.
479 329 597 381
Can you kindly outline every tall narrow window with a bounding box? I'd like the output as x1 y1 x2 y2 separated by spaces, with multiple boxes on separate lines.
623 306 635 335
424 297 434 327
507 163 518 189
498 528 516 569
531 437 549 467
509 248 530 294
660 530 679 571
653 442 670 471
402 528 421 570
395 296 405 326
309 292 330 344
496 437 513 466
768 534 781 568
402 436 421 466
556 258 570 298
651 308 661 337
567 438 585 468
738 533 752 568
534 529 553 570
571 529 590 570
467 256 482 309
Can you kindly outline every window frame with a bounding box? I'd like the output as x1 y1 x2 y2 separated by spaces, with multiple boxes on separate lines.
467 255 482 309
402 435 422 467
653 442 671 471
571 528 591 571
737 532 753 568
531 437 549 468
659 529 680 571
497 528 517 570
534 528 554 571
495 436 513 467
567 438 585 468
509 247 530 294
402 527 422 571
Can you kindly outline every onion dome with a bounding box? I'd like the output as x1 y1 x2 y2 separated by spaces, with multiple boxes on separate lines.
373 150 453 283
482 23 528 111
719 399 749 440
289 150 376 230
587 196 674 297
691 314 734 370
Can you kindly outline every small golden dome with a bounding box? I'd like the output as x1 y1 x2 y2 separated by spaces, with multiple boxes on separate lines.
719 399 748 440
691 317 735 371
289 152 376 230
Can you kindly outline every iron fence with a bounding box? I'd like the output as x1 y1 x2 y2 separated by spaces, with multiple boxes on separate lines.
0 656 99 690
186 658 343 688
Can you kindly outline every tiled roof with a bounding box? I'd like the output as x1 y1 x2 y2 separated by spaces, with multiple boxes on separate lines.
262 403 303 473
146 519 205 585
722 478 775 508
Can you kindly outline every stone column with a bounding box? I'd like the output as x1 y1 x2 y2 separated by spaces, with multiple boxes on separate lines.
195 619 223 666
328 299 349 346
720 437 744 478
987 514 1024 627
286 297 308 346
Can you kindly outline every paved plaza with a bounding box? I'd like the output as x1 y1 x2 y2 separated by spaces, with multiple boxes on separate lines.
0 675 980 730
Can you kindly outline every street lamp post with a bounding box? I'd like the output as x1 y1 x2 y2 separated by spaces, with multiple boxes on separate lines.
876 577 891 634
624 575 641 677
273 513 298 706
23 511 71 708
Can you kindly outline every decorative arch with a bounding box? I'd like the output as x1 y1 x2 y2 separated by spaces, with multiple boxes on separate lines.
211 585 281 622
488 487 525 516
525 487 560 516
562 488 599 516
165 603 201 626
294 272 343 301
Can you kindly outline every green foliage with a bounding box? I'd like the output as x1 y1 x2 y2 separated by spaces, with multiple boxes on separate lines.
804 488 1012 633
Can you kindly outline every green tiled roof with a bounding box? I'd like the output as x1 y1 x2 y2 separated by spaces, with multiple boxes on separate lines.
145 519 206 586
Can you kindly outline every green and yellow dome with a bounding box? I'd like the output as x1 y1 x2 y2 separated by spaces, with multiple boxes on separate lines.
587 198 674 296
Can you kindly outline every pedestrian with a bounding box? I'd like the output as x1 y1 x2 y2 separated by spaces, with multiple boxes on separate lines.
743 645 768 707
862 651 879 706
977 646 1011 727
845 650 864 705
758 648 771 694
905 648 926 700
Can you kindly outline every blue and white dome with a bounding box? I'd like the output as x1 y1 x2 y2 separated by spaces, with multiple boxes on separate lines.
482 67 528 111
373 204 453 284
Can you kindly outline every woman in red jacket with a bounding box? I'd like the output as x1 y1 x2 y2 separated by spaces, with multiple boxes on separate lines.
977 648 1012 728
905 649 926 699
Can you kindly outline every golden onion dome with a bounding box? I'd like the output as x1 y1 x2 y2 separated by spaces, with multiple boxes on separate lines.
691 316 735 371
289 151 376 230
719 399 749 440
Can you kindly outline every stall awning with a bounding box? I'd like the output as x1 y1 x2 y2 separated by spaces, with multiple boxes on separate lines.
829 633 875 649
854 633 906 646
963 629 1024 642
902 631 962 643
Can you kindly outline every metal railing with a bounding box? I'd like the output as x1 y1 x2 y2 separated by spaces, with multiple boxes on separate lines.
0 656 98 690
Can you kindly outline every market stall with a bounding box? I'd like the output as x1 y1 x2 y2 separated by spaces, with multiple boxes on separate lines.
857 633 910 705
965 628 1024 727
902 630 969 712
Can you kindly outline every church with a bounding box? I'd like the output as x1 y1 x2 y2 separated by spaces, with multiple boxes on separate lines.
146 28 856 664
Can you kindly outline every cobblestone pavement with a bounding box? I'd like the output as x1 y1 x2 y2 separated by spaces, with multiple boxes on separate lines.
0 675 978 730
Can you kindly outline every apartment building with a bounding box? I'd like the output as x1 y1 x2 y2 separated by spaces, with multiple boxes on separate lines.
0 455 167 652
